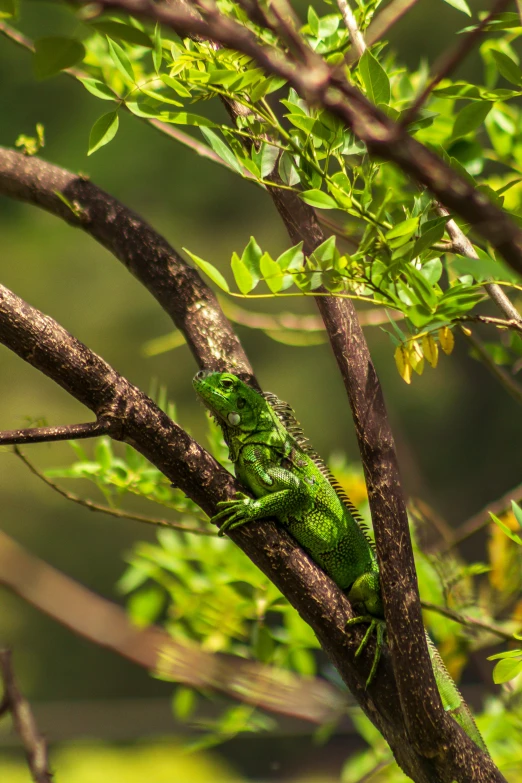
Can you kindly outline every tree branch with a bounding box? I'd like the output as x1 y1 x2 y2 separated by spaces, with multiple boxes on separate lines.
0 649 52 783
337 0 366 59
0 420 109 445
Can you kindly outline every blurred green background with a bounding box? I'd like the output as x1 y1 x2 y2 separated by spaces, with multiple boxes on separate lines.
0 1 520 780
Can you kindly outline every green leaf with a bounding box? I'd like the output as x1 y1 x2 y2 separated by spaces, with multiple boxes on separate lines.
359 49 391 106
299 189 337 209
107 37 135 83
33 37 85 79
489 512 522 545
278 152 300 186
78 77 115 101
260 252 284 293
200 127 243 174
420 258 443 285
160 73 192 97
412 216 449 257
88 111 119 155
310 235 336 268
152 111 217 127
95 438 113 471
286 114 316 134
307 5 319 36
385 217 419 243
91 20 152 47
139 88 183 107
231 252 253 294
512 501 522 528
172 687 196 720
241 237 263 286
492 656 522 684
491 50 522 86
128 586 165 628
276 243 304 271
451 101 492 140
488 649 522 661
257 142 279 179
184 249 230 292
407 304 434 328
442 0 471 15
153 22 162 72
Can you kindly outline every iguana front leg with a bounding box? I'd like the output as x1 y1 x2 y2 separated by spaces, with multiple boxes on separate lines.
213 445 313 536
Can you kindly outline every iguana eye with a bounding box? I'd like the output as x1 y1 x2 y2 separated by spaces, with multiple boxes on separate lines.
220 378 234 390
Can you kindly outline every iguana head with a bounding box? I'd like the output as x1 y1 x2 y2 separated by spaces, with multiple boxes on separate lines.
193 371 277 435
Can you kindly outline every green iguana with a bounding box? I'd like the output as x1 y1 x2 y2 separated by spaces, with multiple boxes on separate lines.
193 370 488 753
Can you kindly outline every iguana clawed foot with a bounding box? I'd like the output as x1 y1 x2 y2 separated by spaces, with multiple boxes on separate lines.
346 615 386 688
212 492 260 536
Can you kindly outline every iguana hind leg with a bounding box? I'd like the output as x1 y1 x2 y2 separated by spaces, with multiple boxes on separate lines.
346 615 386 687
346 569 386 687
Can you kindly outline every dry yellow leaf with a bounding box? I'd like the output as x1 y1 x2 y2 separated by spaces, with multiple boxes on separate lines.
438 326 455 354
422 333 439 368
394 344 412 384
409 341 424 376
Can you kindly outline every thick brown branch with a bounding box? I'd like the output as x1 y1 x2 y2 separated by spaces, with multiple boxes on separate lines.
0 420 109 445
0 649 52 783
0 147 252 379
0 530 345 724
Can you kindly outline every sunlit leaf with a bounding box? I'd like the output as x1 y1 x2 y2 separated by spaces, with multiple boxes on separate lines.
184 249 230 292
107 37 135 83
88 111 119 155
299 189 337 209
231 252 253 294
359 49 390 106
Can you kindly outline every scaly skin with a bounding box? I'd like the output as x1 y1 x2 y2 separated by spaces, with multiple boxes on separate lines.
193 370 487 753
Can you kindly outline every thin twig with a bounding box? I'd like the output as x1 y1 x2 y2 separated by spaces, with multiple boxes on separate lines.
401 0 510 125
420 601 519 643
0 650 53 783
337 0 366 58
437 204 522 325
0 420 110 446
13 447 214 535
456 314 522 335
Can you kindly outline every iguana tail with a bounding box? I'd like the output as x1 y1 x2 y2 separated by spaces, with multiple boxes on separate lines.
426 633 488 754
